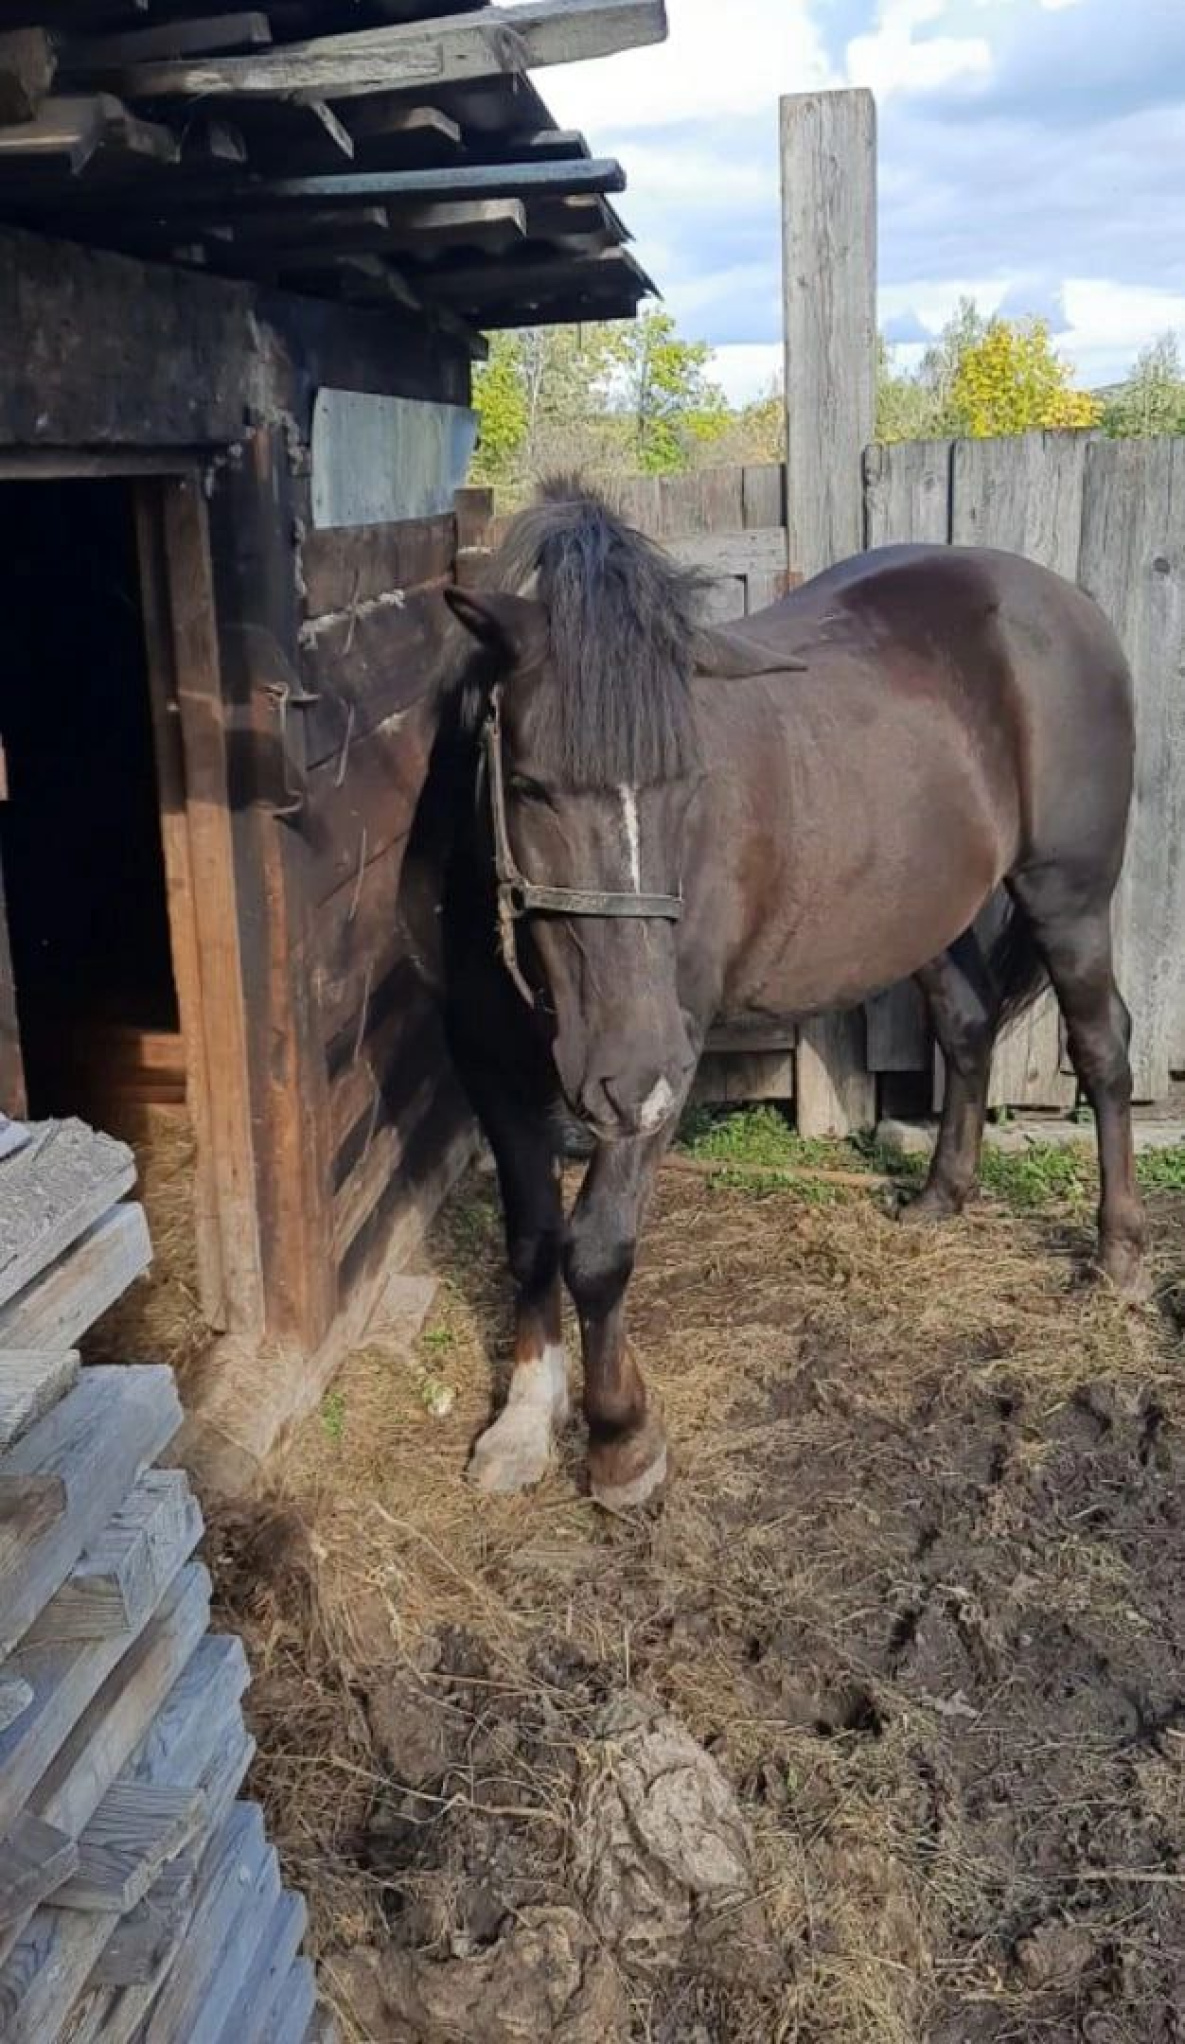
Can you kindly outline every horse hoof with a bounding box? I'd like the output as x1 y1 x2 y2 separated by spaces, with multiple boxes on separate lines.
1101 1246 1153 1306
467 1346 571 1495
468 1410 554 1494
898 1188 960 1227
589 1415 669 1512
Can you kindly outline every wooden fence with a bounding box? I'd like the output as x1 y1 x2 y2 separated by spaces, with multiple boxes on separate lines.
0 1117 331 2042
461 429 1185 1129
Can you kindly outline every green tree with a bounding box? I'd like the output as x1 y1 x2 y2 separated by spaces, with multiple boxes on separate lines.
946 317 1101 436
872 299 1102 443
470 332 529 486
1102 332 1185 438
876 335 941 443
606 308 730 474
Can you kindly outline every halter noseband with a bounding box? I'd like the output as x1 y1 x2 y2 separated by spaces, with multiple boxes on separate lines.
481 687 684 1007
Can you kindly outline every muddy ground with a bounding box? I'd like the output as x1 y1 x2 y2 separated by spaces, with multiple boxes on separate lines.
209 1141 1185 2043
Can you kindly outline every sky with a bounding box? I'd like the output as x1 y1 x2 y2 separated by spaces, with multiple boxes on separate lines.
521 0 1185 404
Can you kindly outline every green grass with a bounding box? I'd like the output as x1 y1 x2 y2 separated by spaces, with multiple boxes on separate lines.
676 1104 1185 1215
321 1389 346 1445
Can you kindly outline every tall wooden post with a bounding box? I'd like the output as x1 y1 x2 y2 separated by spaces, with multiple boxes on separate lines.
781 88 878 1136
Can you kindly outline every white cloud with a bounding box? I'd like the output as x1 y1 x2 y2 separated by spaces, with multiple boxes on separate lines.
845 0 993 98
516 0 834 134
710 343 785 406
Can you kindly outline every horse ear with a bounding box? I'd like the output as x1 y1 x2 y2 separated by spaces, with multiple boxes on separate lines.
695 624 808 678
444 588 549 669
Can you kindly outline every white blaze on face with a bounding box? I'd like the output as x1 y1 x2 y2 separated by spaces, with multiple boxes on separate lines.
617 784 642 891
638 1075 675 1133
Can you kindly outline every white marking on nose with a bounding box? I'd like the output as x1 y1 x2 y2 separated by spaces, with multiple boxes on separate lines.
638 1075 675 1133
617 784 642 891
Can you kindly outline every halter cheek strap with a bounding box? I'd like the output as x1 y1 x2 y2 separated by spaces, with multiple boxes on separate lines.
481 688 684 1007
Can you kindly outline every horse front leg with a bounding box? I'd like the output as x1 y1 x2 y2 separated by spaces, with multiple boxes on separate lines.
565 1130 672 1509
461 1074 569 1494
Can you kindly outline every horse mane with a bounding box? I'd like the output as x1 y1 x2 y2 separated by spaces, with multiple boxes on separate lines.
490 476 705 788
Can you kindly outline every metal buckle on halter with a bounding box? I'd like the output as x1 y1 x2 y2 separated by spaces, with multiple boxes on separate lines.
482 686 684 1008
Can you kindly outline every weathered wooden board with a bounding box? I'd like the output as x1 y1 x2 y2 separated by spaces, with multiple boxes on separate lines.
303 689 440 903
299 594 448 771
0 855 25 1120
659 465 744 536
333 1073 437 1260
0 1119 135 1311
314 861 419 1049
0 1884 115 2042
26 1469 201 1647
666 528 788 578
861 438 953 1074
96 0 668 101
951 432 1087 1110
4 1563 210 1843
742 464 785 533
137 1803 269 2043
0 1204 152 1352
863 438 952 549
338 1080 475 1302
56 1778 203 1913
301 511 454 616
1078 436 1185 1098
214 1886 308 2044
0 1811 77 1927
156 479 267 1335
0 1366 182 1657
0 1350 80 1452
950 430 1088 582
261 1955 317 2044
330 981 443 1155
781 90 877 1136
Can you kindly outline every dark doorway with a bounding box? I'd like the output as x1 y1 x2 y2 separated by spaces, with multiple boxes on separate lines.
0 479 179 1117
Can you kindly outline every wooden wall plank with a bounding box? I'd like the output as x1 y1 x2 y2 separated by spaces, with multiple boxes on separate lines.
861 438 954 1075
135 486 226 1328
208 428 336 1350
863 438 952 548
0 851 25 1119
315 859 417 1050
299 596 448 772
303 689 440 904
781 89 877 1137
951 432 1086 1109
951 430 1089 582
742 464 785 532
1078 436 1185 1098
301 511 454 616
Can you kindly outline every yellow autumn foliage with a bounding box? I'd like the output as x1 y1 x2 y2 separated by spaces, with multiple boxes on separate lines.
949 318 1103 438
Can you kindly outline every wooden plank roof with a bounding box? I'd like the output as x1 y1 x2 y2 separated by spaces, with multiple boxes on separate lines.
0 0 664 338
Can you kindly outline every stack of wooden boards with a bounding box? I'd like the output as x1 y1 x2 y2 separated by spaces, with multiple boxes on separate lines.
0 1119 334 2041
0 1 663 329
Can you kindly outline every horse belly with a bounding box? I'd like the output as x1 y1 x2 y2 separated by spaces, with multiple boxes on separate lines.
714 737 1007 1023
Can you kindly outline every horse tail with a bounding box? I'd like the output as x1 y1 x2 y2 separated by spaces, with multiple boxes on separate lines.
987 892 1048 1029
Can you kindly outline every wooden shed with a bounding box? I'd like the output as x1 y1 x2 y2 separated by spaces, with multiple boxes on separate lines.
0 0 664 1488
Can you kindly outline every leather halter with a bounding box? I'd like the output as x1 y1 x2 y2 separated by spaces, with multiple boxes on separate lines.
481 687 684 1007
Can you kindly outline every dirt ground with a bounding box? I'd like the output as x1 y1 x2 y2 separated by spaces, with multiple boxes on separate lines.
208 1139 1185 2044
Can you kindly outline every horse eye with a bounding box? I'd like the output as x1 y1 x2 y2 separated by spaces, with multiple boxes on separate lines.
509 773 548 801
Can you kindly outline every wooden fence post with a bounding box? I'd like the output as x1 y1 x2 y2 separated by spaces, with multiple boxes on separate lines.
781 87 878 1135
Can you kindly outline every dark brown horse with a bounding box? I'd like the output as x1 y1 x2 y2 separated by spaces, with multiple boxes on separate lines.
439 480 1146 1508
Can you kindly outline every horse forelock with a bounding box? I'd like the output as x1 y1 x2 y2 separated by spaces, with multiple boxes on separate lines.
491 479 704 789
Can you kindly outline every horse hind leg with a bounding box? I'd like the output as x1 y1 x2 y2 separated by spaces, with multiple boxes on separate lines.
903 928 999 1223
1007 872 1148 1301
